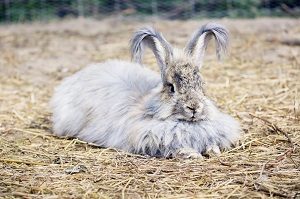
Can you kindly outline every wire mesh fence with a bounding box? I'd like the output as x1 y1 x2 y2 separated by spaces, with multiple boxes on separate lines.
1 0 300 23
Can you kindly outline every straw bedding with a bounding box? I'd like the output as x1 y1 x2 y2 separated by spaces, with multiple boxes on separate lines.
0 17 299 198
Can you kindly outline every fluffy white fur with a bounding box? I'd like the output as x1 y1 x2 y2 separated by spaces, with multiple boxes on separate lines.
51 60 240 157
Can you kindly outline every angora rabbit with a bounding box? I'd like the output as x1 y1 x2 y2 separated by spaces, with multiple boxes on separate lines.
51 23 241 158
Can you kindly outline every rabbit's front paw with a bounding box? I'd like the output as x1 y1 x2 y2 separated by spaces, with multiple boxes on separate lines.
175 148 203 159
204 144 221 157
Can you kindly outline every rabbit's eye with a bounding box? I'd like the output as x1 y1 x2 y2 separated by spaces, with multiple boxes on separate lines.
167 83 175 93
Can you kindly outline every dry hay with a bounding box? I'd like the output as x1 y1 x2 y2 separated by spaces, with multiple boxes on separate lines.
0 17 299 198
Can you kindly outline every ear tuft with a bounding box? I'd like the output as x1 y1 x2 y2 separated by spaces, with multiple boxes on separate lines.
130 27 173 81
185 23 229 67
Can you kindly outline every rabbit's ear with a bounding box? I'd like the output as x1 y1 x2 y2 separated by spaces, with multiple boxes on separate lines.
185 23 229 68
131 27 173 81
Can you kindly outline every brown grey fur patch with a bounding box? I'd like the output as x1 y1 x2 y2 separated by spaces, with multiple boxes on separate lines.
160 58 206 122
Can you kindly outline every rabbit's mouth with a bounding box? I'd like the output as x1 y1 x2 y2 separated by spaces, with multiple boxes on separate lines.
177 118 204 123
191 116 201 122
182 109 207 122
177 115 206 123
171 108 207 122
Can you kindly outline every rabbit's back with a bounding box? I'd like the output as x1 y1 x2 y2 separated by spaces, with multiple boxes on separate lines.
51 60 160 143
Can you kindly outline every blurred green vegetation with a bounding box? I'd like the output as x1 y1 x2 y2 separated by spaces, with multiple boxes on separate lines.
1 0 299 23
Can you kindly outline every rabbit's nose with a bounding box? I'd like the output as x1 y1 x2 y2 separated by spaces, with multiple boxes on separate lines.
186 106 196 114
186 103 204 117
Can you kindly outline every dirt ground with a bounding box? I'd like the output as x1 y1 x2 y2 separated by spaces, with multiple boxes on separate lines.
0 17 299 198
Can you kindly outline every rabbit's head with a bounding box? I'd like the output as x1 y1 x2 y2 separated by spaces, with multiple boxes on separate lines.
131 23 228 122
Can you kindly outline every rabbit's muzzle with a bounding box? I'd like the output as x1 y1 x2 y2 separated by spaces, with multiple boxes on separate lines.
182 101 206 122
